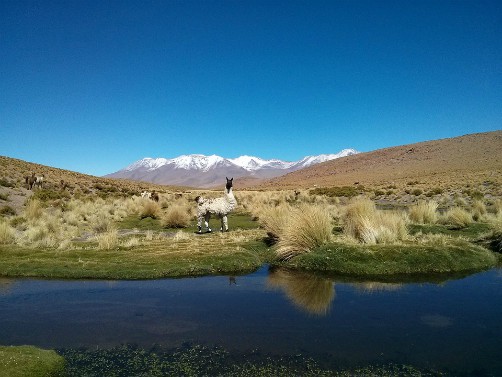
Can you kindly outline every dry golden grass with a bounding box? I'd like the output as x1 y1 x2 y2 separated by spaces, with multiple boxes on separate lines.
254 131 502 198
96 228 119 250
409 200 438 224
0 221 15 244
139 199 161 219
276 204 333 260
161 205 191 228
342 197 408 244
441 207 473 229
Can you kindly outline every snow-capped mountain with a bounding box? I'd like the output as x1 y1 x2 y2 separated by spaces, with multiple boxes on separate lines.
105 149 358 188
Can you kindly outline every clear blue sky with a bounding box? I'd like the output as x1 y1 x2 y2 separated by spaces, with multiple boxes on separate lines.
1 0 501 176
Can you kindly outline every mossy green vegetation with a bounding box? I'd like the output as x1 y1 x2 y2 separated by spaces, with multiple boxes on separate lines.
58 344 445 377
275 239 497 277
0 230 269 279
0 345 65 377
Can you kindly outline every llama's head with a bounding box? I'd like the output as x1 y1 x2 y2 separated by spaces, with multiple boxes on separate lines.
225 177 233 193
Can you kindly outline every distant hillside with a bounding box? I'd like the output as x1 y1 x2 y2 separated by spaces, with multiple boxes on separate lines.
256 131 502 191
0 156 186 195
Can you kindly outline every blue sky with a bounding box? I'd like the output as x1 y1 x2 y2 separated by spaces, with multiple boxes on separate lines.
1 0 501 176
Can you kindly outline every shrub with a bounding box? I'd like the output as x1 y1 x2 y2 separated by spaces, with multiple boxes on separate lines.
276 205 333 260
96 228 119 250
442 207 472 229
161 205 190 228
24 199 43 220
342 198 408 244
257 204 291 243
409 200 438 224
32 189 70 202
310 186 360 198
0 205 16 216
0 178 15 187
0 193 9 201
0 221 15 244
471 200 487 221
139 199 161 219
411 188 423 196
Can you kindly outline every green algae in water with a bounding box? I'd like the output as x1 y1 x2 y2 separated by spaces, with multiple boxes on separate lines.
58 344 447 377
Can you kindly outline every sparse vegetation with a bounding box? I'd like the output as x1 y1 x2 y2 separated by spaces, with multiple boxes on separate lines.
310 186 361 198
0 345 65 377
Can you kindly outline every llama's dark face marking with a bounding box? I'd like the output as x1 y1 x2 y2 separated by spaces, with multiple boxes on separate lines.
226 177 233 193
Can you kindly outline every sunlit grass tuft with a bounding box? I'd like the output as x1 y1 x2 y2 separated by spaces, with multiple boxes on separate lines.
276 205 333 260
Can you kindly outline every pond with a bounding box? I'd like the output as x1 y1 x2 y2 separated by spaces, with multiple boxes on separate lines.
0 266 501 375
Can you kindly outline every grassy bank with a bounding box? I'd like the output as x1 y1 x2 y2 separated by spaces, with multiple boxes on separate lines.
0 230 269 279
0 345 65 377
274 238 497 278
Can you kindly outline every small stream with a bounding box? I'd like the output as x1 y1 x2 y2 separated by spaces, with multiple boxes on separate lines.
0 266 501 375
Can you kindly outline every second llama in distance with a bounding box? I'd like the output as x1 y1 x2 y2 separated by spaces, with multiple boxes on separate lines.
195 177 237 233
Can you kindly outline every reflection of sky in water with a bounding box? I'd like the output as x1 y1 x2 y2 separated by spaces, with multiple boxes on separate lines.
0 266 501 374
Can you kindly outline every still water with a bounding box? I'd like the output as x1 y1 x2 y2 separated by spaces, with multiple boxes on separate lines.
0 266 501 375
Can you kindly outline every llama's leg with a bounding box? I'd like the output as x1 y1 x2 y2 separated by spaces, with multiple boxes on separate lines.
205 213 212 233
197 214 203 233
222 215 228 232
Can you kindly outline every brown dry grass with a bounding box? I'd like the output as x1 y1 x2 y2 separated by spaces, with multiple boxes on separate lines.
254 131 502 194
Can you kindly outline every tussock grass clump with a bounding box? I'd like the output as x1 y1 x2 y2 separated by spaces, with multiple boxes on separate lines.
342 198 408 244
139 199 161 219
471 200 487 221
257 204 291 243
0 221 15 244
24 199 43 220
276 205 333 260
96 228 119 250
161 205 190 228
442 207 473 229
409 200 438 224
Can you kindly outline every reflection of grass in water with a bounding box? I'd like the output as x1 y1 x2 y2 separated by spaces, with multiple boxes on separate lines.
58 344 446 376
0 278 14 295
267 267 335 316
352 281 403 293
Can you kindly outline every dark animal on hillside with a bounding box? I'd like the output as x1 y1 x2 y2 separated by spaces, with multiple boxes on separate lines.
150 191 159 202
25 173 37 190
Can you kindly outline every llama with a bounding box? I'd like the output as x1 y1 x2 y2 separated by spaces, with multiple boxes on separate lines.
33 174 44 189
195 177 237 233
150 191 159 202
25 173 43 190
141 191 151 199
25 173 36 190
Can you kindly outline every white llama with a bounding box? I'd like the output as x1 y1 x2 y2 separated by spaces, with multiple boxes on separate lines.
195 177 237 233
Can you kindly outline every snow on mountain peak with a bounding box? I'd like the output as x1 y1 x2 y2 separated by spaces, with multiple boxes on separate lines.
122 150 359 174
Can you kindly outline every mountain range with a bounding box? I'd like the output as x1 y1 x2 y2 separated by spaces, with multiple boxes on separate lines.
105 149 359 188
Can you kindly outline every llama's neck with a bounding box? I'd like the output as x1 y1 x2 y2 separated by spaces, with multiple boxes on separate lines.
225 187 237 206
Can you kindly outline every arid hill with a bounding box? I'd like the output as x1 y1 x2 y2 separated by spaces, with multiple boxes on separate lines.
255 131 502 192
0 156 186 195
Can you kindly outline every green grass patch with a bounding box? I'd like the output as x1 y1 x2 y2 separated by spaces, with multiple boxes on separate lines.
409 223 492 240
0 345 65 377
0 230 269 279
310 186 362 198
118 213 260 233
275 239 497 278
117 215 164 231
